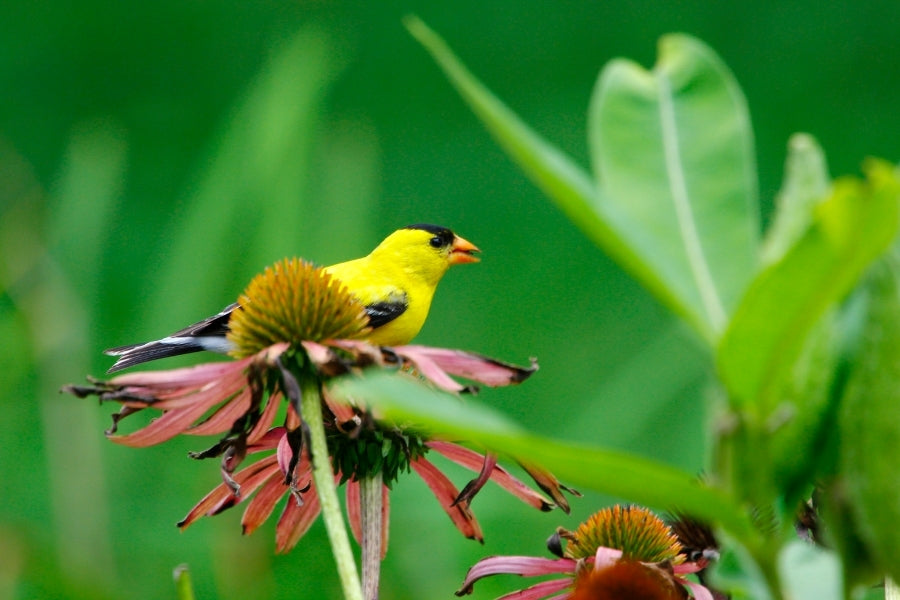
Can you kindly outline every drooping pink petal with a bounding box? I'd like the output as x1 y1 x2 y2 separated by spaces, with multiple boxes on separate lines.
683 580 714 600
324 340 384 365
178 486 234 530
108 343 286 407
276 432 293 476
186 384 253 436
301 340 337 369
208 456 284 516
305 340 386 381
178 455 279 529
259 342 291 363
285 401 301 431
494 578 573 600
108 364 258 446
456 555 577 596
672 562 704 576
410 456 483 542
397 345 538 388
242 474 291 535
275 430 310 480
322 385 358 426
275 487 321 553
110 398 219 447
394 347 468 392
427 441 554 511
143 366 249 409
247 390 284 443
248 426 286 451
453 451 497 505
235 428 310 527
108 356 255 389
519 462 577 514
465 555 578 578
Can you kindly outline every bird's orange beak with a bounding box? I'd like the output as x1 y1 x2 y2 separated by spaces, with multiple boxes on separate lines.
449 234 480 265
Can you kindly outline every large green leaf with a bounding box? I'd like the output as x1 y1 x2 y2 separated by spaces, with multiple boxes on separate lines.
590 34 759 337
334 372 760 545
778 541 842 600
718 159 900 413
406 17 752 343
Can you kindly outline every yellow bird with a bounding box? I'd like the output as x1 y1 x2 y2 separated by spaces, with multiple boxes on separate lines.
105 224 479 372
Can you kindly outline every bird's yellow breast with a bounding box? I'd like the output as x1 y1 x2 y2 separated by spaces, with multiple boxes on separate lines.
322 227 466 346
324 258 439 346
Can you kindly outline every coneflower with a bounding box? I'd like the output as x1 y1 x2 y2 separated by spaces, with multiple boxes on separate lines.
457 505 714 600
64 257 573 600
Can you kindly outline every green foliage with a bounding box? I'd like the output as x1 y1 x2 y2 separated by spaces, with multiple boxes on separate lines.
327 419 428 487
6 4 900 600
406 15 900 600
837 250 900 584
719 159 899 415
407 18 759 344
761 134 831 265
335 373 759 544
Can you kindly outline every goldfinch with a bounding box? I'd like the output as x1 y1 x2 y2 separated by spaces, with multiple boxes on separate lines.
105 224 480 373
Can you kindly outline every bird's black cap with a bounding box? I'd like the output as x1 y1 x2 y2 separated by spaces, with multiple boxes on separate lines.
404 223 455 246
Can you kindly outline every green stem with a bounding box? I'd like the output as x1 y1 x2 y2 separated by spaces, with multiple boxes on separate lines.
361 472 384 600
301 377 363 600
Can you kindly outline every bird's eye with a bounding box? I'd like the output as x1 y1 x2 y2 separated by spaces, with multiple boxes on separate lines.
429 236 443 248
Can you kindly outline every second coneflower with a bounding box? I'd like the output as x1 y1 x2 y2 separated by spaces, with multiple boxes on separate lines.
64 258 574 558
457 505 715 600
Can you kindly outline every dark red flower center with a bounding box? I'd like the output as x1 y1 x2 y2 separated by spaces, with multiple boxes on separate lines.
571 561 687 600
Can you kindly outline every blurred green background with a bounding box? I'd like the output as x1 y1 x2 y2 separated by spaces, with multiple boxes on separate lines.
2 2 898 598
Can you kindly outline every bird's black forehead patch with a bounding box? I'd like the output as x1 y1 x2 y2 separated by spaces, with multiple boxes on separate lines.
404 223 455 246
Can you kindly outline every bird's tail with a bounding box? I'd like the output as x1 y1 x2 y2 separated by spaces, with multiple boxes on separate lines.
104 303 239 373
105 339 212 373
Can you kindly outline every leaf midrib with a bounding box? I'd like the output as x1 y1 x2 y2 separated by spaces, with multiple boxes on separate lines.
657 72 728 334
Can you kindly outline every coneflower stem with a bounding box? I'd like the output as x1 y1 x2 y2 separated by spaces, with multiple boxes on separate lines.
361 472 384 600
300 376 363 600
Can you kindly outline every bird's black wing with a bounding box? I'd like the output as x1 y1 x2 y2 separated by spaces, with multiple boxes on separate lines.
162 302 238 339
364 292 408 329
105 303 240 373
